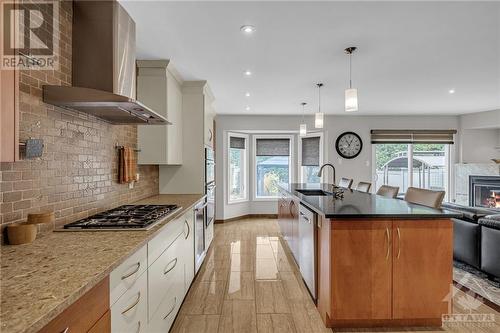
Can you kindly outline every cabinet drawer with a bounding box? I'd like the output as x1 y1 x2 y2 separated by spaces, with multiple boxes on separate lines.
38 277 109 333
148 216 184 265
148 233 184 320
110 245 147 306
111 272 147 333
148 282 184 333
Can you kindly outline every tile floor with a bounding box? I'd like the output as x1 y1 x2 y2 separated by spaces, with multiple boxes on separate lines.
171 218 500 333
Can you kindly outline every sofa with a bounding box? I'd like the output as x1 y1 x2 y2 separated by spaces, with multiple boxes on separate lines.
478 214 500 278
441 203 498 278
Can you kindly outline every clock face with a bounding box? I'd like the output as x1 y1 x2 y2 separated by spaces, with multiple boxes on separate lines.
336 132 363 159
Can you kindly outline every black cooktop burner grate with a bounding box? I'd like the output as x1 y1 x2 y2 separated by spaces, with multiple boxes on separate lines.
63 204 179 229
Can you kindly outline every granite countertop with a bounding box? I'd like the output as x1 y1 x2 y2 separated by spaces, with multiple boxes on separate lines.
0 194 204 333
279 183 462 219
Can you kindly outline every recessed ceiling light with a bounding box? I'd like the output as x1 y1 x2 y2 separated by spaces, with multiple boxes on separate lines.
245 92 251 97
448 89 455 94
244 70 252 76
240 25 256 34
245 106 251 111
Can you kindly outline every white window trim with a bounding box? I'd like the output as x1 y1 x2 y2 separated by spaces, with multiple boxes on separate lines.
298 132 324 183
227 132 249 205
252 134 295 201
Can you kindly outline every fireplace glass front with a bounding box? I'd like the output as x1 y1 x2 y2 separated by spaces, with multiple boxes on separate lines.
469 175 500 209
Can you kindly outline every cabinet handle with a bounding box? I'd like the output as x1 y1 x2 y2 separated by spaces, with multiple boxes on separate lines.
164 258 178 275
60 328 69 333
385 227 390 260
136 321 141 333
289 201 295 218
195 203 208 211
121 262 141 280
396 227 401 259
300 212 311 224
184 220 190 239
121 292 141 315
163 297 177 320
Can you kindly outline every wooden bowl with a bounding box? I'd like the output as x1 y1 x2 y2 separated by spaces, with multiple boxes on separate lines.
27 212 55 224
6 223 37 245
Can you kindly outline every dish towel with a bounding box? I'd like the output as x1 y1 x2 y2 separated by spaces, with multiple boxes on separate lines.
119 147 137 184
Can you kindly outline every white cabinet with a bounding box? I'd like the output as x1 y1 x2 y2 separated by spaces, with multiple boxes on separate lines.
137 60 183 165
148 231 184 320
182 211 195 295
109 200 203 333
159 81 215 194
204 90 215 148
111 272 147 333
109 244 147 306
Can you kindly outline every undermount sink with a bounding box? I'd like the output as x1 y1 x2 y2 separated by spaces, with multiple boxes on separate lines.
295 189 332 196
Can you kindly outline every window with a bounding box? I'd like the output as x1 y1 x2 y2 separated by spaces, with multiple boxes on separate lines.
228 133 248 203
373 130 453 198
254 136 293 199
299 134 323 183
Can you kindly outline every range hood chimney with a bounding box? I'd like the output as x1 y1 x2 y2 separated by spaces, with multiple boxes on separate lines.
43 0 169 125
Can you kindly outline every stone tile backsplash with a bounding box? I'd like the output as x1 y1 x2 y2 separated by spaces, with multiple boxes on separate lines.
0 1 159 240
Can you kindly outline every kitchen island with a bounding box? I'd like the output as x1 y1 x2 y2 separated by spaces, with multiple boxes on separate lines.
278 183 462 329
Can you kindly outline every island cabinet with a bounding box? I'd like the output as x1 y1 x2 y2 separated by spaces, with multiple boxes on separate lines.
318 218 452 328
277 190 300 262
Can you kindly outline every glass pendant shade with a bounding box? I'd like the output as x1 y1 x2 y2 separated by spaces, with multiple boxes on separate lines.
314 112 324 128
345 88 358 112
299 123 307 137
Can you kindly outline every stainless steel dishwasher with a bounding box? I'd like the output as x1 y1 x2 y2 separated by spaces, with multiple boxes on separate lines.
298 203 317 300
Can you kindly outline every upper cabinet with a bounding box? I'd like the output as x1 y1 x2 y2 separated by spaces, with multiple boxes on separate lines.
136 60 183 165
0 68 19 162
204 87 215 148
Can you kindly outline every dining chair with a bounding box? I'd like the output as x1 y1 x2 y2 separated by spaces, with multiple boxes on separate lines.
338 177 353 189
355 182 371 193
376 185 400 199
404 187 445 208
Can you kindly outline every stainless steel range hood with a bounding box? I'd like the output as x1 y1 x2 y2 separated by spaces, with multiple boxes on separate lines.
43 0 169 125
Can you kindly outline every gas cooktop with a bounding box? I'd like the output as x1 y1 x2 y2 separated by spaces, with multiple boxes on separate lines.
63 204 180 230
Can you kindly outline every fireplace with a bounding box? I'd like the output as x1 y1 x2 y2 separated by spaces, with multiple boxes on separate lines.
469 175 500 209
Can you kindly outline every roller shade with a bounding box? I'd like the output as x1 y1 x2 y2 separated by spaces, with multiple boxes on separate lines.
230 136 246 149
256 138 290 156
371 129 457 144
301 137 320 166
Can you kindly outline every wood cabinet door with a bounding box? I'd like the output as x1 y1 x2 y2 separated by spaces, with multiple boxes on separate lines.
331 220 392 320
0 67 19 162
392 220 453 320
38 277 109 333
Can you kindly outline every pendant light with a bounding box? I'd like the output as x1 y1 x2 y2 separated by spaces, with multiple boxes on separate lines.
299 102 307 137
344 46 358 112
315 83 324 128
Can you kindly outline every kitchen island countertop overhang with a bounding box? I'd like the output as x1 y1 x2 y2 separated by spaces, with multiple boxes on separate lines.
278 183 462 219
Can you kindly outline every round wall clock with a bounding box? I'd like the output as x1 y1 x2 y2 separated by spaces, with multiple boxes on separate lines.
335 132 363 159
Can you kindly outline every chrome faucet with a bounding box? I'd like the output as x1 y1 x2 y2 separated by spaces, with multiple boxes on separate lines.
317 163 336 186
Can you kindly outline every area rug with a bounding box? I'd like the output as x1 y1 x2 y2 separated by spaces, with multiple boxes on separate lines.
453 261 500 308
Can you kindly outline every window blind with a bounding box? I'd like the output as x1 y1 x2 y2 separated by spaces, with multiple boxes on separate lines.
371 129 457 144
229 136 246 149
301 137 320 166
256 138 290 156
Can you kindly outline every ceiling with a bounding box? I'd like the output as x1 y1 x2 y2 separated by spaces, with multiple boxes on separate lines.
121 1 500 116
